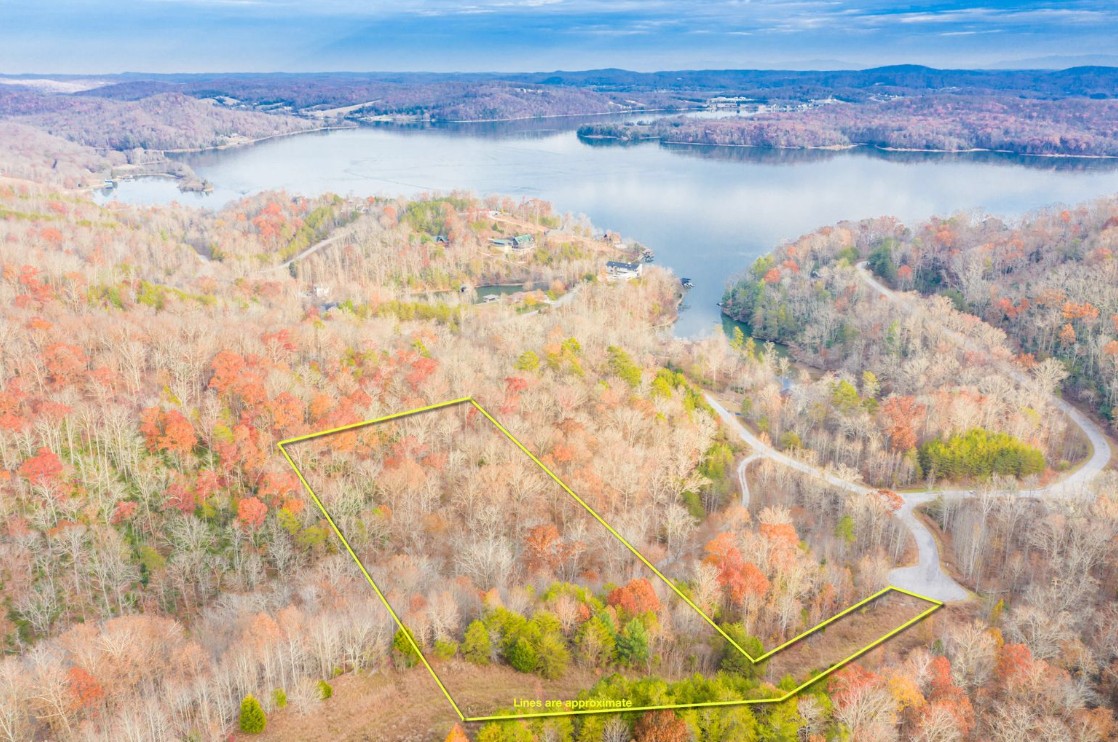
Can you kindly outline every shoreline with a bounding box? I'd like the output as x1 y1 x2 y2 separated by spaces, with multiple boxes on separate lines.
438 107 698 124
159 123 357 156
136 112 1118 163
579 130 1118 160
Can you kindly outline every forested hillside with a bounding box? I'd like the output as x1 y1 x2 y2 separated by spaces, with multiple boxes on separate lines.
2 93 1118 739
0 87 321 152
0 168 938 739
579 96 1118 157
857 203 1118 432
721 213 1093 487
715 203 1118 741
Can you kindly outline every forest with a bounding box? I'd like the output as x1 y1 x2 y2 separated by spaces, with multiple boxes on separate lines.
0 87 322 152
720 213 1092 487
2 80 1118 739
578 96 1118 157
707 201 1118 740
0 167 941 738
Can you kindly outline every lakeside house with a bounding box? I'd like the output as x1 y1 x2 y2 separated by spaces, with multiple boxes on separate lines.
606 260 643 280
489 234 536 252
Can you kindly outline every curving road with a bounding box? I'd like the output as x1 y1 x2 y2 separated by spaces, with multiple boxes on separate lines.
707 395 968 602
855 262 1111 499
706 265 1113 603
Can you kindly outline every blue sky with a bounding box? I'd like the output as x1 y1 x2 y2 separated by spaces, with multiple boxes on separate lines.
3 0 1118 74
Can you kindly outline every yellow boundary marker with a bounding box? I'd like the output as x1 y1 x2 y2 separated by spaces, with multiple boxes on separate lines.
278 397 943 723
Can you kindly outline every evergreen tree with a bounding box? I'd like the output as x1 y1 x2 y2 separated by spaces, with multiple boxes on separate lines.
477 720 535 742
730 325 746 351
393 626 422 668
720 624 765 679
239 694 267 734
607 345 642 388
507 636 539 673
615 618 650 667
535 632 571 680
463 620 492 665
867 240 898 285
576 615 616 667
835 514 856 546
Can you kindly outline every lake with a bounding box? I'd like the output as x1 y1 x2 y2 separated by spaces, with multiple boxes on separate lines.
98 120 1118 337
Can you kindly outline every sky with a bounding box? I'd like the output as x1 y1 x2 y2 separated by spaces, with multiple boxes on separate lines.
3 0 1118 74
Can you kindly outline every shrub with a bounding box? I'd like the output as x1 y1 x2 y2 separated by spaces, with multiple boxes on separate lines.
272 688 287 709
317 679 333 700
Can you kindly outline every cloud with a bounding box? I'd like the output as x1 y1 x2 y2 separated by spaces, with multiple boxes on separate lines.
2 0 1117 72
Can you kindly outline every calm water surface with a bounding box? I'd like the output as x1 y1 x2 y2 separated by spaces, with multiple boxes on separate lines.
99 121 1118 336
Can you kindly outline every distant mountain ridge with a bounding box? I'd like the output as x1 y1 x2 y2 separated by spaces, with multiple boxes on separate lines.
4 65 1117 103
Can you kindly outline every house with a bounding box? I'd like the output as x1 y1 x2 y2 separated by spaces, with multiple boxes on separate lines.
302 284 331 300
606 260 643 280
489 235 535 252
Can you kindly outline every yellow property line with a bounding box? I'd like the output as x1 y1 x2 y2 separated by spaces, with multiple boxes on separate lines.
278 397 943 723
463 596 941 723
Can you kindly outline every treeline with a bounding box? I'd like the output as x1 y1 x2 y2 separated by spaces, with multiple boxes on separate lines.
30 64 1118 113
84 76 682 121
579 95 1118 157
447 580 723 684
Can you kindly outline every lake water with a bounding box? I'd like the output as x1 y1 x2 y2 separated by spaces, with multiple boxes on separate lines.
98 120 1118 336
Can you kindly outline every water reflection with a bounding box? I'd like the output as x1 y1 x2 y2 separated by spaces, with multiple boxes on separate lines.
656 140 1118 173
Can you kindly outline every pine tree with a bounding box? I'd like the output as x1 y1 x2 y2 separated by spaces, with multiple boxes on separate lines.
507 636 539 673
615 619 650 667
393 626 421 667
463 620 492 665
535 633 570 680
239 694 267 734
